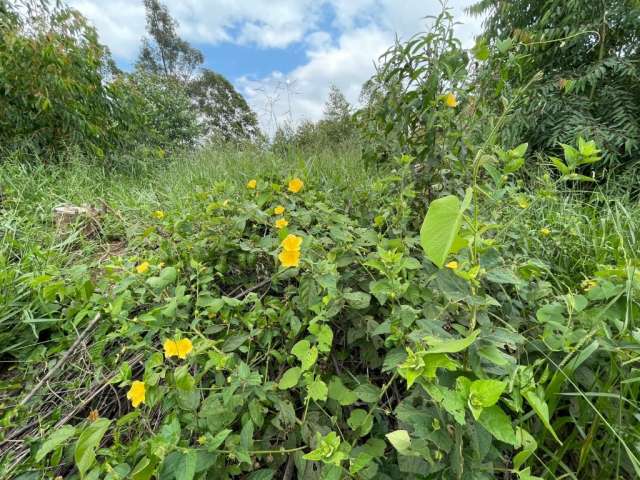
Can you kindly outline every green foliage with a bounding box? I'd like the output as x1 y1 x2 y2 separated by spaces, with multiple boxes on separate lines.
188 69 261 144
125 72 201 150
355 7 469 178
136 0 204 82
470 0 640 167
0 2 130 156
137 0 261 145
2 145 638 479
272 85 358 155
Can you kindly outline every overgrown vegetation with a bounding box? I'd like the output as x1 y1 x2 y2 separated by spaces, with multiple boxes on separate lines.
1 1 639 479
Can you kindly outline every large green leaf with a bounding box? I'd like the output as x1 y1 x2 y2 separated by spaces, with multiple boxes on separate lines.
278 367 302 390
424 329 480 353
420 188 472 267
35 425 76 462
477 405 516 445
74 418 111 479
386 430 412 455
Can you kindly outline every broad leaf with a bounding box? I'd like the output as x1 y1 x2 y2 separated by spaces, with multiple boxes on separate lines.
420 188 472 268
278 367 302 390
74 418 111 479
36 425 76 462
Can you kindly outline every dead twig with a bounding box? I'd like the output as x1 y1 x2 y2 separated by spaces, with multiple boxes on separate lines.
18 313 101 408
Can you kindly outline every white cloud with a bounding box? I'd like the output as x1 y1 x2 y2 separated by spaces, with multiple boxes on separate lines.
69 0 322 58
239 26 391 134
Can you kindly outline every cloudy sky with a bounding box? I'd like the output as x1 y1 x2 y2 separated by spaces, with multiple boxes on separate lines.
69 0 483 134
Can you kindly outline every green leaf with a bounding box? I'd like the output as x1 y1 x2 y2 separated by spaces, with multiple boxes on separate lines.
146 266 177 290
419 188 472 268
477 405 516 445
160 450 197 480
307 377 328 402
347 409 373 437
278 367 302 390
470 379 506 408
510 143 528 158
292 340 318 371
549 156 570 175
247 469 275 480
523 390 561 444
36 425 76 462
354 383 381 403
472 39 490 61
309 323 333 352
204 429 232 451
74 418 111 479
386 430 412 455
424 329 480 353
327 376 358 405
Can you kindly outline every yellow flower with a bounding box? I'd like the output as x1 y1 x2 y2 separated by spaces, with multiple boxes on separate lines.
445 261 459 270
164 338 193 359
444 92 458 108
517 198 529 209
274 205 285 215
136 261 150 274
288 178 304 193
281 234 303 252
540 227 551 236
275 218 289 229
582 279 597 291
278 249 300 268
247 179 257 189
126 380 145 408
152 210 165 220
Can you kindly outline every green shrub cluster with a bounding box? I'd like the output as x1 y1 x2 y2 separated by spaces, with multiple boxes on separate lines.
1 146 639 478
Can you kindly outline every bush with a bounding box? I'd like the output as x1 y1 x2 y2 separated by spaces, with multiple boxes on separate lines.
0 2 131 157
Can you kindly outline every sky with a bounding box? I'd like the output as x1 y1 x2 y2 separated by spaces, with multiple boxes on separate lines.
69 0 483 135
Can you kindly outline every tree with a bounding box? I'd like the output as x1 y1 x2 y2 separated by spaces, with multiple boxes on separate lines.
136 0 203 83
188 69 261 143
136 0 261 143
469 0 640 167
0 1 136 156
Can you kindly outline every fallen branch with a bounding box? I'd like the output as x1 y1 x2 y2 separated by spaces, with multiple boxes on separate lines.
18 313 101 408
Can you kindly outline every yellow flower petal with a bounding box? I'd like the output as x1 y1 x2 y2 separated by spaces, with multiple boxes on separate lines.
445 261 459 270
247 179 257 189
275 218 289 229
136 261 150 274
152 210 165 219
444 92 458 108
274 205 285 215
278 249 300 268
288 178 304 193
126 380 145 408
540 227 551 236
164 339 178 358
281 234 302 252
176 338 193 359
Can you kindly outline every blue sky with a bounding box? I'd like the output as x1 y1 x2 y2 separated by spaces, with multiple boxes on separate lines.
70 0 483 134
